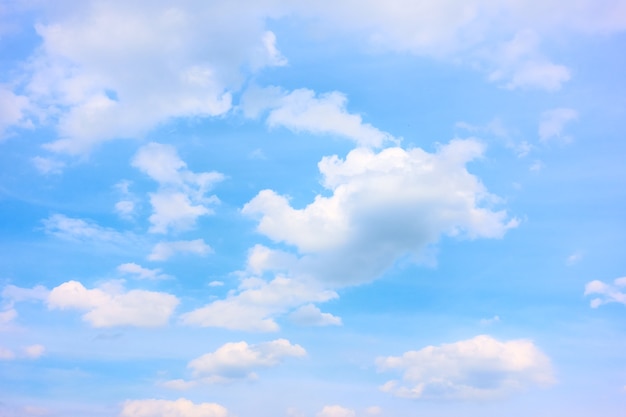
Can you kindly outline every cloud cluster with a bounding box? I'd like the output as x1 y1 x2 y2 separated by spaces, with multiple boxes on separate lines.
132 142 224 234
585 276 626 308
48 280 179 327
377 335 555 400
120 398 230 417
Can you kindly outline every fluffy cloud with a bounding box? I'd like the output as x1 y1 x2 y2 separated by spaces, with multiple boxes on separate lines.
0 344 45 360
539 108 578 142
243 140 518 284
47 280 179 327
148 239 212 261
376 335 555 400
585 276 626 308
132 143 224 234
181 275 337 332
316 405 356 417
17 1 289 155
241 86 395 148
184 339 305 383
117 263 171 280
289 304 342 327
120 398 229 417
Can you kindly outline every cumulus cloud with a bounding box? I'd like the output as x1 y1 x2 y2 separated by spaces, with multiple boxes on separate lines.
539 108 578 142
243 140 518 284
162 339 306 387
132 143 223 234
181 275 337 332
148 239 212 261
117 263 171 280
120 398 230 417
15 1 290 155
289 304 342 327
585 276 626 308
376 335 555 400
316 405 356 417
241 86 395 147
47 280 179 327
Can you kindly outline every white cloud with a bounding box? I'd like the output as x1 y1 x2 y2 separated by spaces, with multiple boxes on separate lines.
42 214 135 245
539 108 578 142
0 307 17 328
23 344 45 359
0 85 30 139
31 156 65 175
120 398 230 417
480 315 501 325
376 335 555 400
148 239 212 261
16 1 291 155
47 280 179 327
585 277 626 308
566 251 584 266
114 180 138 219
208 281 224 287
241 86 395 148
132 143 224 234
243 140 518 284
488 30 570 91
2 285 49 302
0 346 15 360
364 406 382 416
181 275 337 332
289 304 342 327
117 263 171 280
316 405 355 417
0 344 45 360
186 339 306 383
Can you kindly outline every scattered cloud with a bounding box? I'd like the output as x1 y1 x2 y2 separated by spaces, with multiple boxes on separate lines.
539 108 578 143
120 398 230 417
585 277 626 308
0 344 45 361
208 281 224 287
316 405 356 417
289 304 342 327
241 86 395 148
529 160 543 172
0 85 30 139
377 335 555 400
47 280 179 327
480 315 501 325
148 239 212 261
132 143 224 234
117 263 171 280
0 346 15 360
114 180 138 220
364 406 382 416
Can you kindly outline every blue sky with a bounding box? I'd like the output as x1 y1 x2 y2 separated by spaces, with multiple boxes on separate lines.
1 1 626 416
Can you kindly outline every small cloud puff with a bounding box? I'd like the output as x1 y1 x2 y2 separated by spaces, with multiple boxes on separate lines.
120 398 230 417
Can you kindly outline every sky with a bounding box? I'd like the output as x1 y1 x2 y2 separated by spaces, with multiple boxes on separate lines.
1 1 626 416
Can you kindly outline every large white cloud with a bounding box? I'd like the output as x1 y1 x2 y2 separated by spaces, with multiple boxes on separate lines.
585 276 626 308
18 0 288 154
376 335 555 400
132 143 224 234
47 280 179 327
243 140 518 283
120 398 230 417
